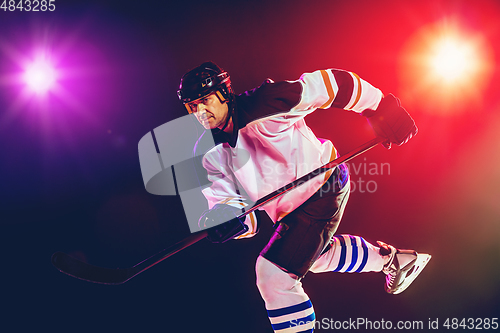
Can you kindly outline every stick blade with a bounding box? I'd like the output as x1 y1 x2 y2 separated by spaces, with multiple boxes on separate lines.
51 252 134 285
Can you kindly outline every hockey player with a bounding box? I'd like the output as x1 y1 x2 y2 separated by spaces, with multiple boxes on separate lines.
177 62 431 332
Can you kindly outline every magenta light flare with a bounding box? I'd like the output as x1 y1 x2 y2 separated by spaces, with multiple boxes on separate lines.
23 57 57 95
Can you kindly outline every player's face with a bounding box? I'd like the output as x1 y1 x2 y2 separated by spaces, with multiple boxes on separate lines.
188 93 229 130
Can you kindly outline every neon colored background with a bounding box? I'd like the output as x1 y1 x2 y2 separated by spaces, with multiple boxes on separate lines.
1 0 498 331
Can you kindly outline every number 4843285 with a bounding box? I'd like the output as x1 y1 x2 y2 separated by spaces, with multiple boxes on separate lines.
443 318 498 330
1 0 56 11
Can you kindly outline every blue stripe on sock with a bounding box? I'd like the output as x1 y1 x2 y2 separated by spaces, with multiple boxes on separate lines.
332 236 346 272
355 237 369 273
271 312 316 331
345 236 359 272
296 329 314 333
267 300 312 318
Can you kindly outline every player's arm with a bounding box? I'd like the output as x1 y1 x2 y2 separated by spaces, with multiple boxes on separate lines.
292 69 417 147
292 69 383 112
199 149 259 243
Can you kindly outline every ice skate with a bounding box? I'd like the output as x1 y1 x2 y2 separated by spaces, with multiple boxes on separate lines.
378 241 431 295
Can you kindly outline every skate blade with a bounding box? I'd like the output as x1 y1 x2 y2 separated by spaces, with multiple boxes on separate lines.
392 253 431 295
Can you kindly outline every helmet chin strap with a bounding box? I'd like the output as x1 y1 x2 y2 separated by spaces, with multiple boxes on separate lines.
214 90 234 133
217 102 233 132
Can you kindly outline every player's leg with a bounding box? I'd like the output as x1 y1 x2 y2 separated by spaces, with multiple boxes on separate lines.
256 256 315 332
309 236 431 294
309 235 385 273
257 165 350 332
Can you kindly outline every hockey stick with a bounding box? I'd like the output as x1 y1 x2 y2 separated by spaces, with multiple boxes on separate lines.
51 231 208 285
51 137 384 284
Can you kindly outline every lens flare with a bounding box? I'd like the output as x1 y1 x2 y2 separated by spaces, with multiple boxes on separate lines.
430 38 477 83
399 19 494 114
23 59 57 95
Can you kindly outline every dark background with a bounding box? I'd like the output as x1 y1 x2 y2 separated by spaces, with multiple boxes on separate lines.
1 0 499 332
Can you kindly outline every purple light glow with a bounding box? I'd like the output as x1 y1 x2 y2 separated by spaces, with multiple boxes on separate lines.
23 57 57 95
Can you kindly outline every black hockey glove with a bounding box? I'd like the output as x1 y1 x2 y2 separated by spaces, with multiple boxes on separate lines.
198 204 248 243
362 94 417 149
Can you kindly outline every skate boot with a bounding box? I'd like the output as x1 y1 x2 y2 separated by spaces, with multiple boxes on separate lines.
377 241 431 295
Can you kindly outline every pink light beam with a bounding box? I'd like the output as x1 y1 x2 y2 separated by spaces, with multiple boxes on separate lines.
23 58 57 95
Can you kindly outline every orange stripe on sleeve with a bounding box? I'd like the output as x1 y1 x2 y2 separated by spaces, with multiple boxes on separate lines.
319 70 336 109
350 72 362 109
235 212 257 239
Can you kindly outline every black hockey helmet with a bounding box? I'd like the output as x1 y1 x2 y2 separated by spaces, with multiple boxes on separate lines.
177 61 233 113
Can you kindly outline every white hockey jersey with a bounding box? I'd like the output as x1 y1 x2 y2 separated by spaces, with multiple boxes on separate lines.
198 69 383 239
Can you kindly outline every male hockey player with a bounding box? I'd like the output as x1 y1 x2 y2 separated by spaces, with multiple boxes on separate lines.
177 62 431 332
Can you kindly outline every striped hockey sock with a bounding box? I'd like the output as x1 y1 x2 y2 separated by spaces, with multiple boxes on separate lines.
309 235 384 273
257 256 316 332
267 299 316 332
